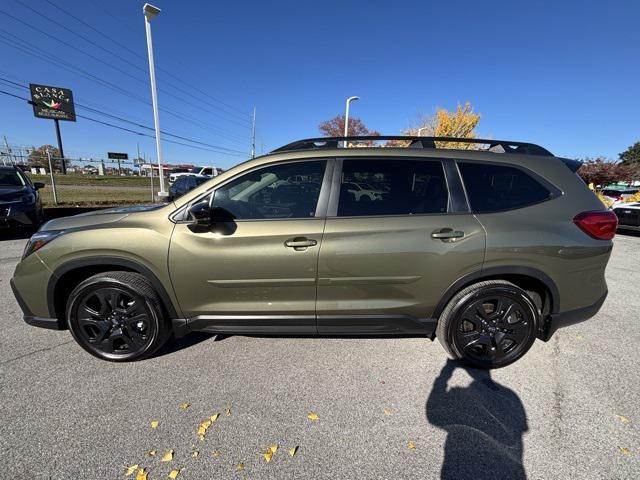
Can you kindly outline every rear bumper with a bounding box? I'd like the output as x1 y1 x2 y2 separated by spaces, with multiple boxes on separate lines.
541 290 607 341
10 277 64 330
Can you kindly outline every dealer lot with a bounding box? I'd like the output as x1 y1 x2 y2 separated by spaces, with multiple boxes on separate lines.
1 232 638 479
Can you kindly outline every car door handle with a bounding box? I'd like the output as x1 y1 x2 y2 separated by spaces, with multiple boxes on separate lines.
284 237 318 250
431 228 465 241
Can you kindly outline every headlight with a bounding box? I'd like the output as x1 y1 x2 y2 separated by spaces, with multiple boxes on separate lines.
22 230 64 259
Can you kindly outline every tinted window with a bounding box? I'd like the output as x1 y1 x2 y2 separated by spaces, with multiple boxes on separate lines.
213 161 326 220
0 170 25 187
338 159 449 217
459 162 552 213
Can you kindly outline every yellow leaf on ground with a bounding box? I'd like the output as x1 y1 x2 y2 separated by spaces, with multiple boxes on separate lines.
236 463 245 471
619 447 631 456
168 469 182 479
125 464 139 476
263 450 273 463
576 335 584 341
161 449 174 462
225 408 232 416
210 413 220 422
191 451 199 458
147 450 157 457
408 441 416 449
136 468 148 480
383 408 393 416
269 444 279 454
211 451 222 458
179 403 191 410
288 446 298 457
150 420 159 429
307 412 320 421
617 415 630 424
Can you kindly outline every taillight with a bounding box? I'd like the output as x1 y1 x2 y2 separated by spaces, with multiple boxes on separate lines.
573 210 618 240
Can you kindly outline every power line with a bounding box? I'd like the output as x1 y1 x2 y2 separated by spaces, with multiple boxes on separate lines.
0 88 248 157
0 31 251 143
3 5 253 129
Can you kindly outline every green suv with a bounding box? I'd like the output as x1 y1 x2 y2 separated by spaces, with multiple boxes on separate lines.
10 136 617 368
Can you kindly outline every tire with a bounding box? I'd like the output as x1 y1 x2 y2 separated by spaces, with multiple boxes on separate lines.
436 280 539 369
66 271 171 361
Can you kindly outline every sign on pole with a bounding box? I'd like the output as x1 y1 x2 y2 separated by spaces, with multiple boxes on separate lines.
107 152 129 160
29 84 76 122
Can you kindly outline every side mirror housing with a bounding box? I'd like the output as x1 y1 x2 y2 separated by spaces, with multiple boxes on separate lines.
34 182 45 190
187 200 212 232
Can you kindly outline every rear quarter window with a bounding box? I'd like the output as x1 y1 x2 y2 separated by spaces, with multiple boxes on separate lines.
458 162 553 213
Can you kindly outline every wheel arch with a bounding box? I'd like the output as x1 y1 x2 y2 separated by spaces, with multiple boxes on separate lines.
47 257 180 327
433 266 559 321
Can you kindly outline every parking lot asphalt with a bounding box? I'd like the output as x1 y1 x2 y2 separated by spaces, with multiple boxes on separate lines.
1 232 638 480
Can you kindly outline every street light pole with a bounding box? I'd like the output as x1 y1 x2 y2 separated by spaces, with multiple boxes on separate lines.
143 3 166 197
343 96 359 145
251 106 256 158
417 127 427 136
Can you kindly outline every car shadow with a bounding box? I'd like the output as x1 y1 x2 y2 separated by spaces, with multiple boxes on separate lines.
426 359 528 480
0 228 34 240
154 332 230 358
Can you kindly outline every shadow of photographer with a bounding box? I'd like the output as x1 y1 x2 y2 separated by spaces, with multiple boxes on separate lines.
426 359 528 480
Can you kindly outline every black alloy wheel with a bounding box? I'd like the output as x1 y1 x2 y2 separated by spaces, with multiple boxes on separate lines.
67 272 170 361
437 280 539 368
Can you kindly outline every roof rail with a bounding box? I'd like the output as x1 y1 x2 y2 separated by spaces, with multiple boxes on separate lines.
272 136 554 157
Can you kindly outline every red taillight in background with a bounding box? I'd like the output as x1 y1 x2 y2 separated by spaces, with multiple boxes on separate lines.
573 210 618 240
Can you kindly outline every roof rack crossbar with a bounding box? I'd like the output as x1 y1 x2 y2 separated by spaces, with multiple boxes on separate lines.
272 136 553 157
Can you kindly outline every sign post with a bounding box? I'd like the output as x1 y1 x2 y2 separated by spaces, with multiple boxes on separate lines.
108 152 128 176
29 84 76 175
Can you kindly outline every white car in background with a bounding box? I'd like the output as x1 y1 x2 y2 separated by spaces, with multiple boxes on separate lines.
169 166 221 184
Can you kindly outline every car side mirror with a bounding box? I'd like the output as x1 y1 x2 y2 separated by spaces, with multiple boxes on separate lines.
187 200 212 233
210 206 237 235
34 182 45 190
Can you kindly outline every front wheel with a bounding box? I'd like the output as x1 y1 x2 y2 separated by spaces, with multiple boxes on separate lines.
66 271 171 361
436 280 539 369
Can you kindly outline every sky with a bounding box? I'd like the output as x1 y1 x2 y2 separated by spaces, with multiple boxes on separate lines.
0 0 638 169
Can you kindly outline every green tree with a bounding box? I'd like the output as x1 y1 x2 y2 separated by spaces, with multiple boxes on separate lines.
619 142 640 164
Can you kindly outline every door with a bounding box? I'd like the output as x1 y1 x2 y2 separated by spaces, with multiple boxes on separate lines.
317 158 486 335
169 159 331 334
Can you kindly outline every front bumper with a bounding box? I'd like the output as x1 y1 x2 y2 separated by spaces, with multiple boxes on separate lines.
540 290 607 341
0 204 39 228
10 277 64 330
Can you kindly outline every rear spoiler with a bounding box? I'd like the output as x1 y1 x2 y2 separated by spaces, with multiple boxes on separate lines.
559 157 582 173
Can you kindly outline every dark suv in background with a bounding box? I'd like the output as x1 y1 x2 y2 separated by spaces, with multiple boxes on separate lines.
11 136 616 368
0 165 44 230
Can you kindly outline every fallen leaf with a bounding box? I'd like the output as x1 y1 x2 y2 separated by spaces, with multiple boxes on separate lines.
236 462 245 471
269 444 279 454
225 408 232 416
125 464 139 476
576 335 584 341
617 415 630 424
179 403 191 410
307 412 320 421
191 451 199 459
211 451 222 458
150 420 159 429
619 447 631 456
383 408 393 416
168 469 182 479
136 468 148 480
288 446 298 457
408 441 416 450
197 419 213 440
263 450 273 463
161 449 174 462
210 413 220 422
147 450 157 457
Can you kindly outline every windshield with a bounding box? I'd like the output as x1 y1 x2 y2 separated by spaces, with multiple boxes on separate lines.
0 170 25 187
189 167 202 174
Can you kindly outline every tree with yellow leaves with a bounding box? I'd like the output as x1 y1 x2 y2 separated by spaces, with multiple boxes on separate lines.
404 102 481 149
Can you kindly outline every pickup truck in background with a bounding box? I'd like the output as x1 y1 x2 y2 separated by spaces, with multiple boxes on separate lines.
169 166 222 184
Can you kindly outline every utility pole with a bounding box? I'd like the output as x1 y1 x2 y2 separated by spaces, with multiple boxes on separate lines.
3 136 10 166
251 106 256 158
54 119 67 174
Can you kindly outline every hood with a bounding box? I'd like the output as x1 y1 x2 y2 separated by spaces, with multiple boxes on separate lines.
0 186 29 201
40 203 168 231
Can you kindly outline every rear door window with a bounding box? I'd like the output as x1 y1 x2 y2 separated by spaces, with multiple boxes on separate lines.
458 162 552 213
337 159 449 217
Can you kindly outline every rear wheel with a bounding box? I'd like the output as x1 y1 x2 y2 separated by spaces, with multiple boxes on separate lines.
436 280 539 368
66 271 171 361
